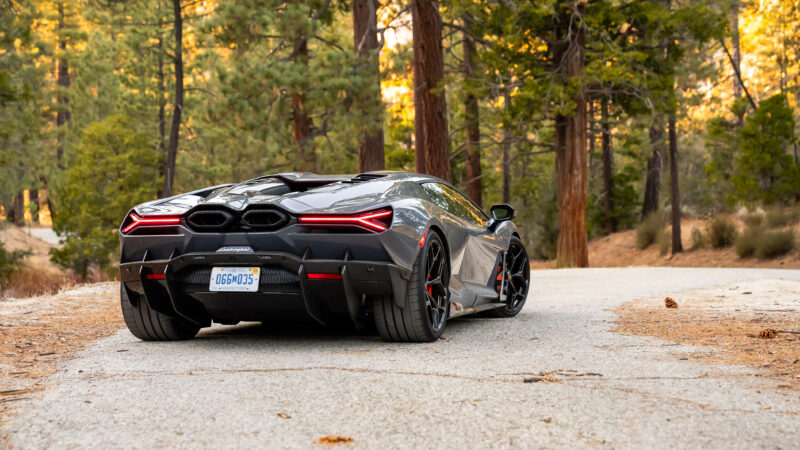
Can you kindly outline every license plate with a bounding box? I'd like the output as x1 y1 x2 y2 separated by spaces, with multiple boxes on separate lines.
209 267 260 292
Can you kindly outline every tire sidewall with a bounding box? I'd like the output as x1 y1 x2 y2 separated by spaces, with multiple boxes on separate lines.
416 231 449 339
503 237 529 315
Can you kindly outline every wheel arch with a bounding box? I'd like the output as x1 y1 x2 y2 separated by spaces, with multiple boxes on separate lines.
426 224 451 265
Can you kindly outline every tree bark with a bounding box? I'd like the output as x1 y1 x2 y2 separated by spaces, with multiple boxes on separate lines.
13 192 24 227
413 0 450 181
156 1 167 196
162 0 183 197
353 0 385 172
501 93 511 204
157 0 166 154
554 2 588 268
642 116 665 218
587 100 595 173
462 17 482 206
56 2 71 171
668 112 682 253
731 0 742 100
412 3 425 174
601 97 615 234
291 34 314 172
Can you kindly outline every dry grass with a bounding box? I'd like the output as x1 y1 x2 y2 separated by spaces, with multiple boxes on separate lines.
0 283 122 438
0 226 81 299
533 218 800 270
3 266 79 299
613 302 800 390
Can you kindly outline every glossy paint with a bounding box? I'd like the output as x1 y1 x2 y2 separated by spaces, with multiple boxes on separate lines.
120 171 522 316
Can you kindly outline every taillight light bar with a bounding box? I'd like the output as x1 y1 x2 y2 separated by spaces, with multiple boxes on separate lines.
298 208 392 232
122 213 182 234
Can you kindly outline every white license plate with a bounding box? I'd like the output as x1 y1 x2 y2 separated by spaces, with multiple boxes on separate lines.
209 267 260 292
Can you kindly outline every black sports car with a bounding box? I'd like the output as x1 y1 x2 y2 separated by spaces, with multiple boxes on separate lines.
118 172 530 342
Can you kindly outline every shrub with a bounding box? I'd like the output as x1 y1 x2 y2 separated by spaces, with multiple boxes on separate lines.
690 226 706 250
636 212 666 250
0 242 31 296
742 213 764 229
657 230 671 256
735 227 762 258
755 230 795 259
765 208 800 229
708 216 738 248
50 115 162 279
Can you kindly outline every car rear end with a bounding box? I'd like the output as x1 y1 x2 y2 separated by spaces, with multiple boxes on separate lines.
119 203 412 328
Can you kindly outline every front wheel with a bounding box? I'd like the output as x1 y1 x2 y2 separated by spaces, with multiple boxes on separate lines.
373 231 450 342
489 237 530 318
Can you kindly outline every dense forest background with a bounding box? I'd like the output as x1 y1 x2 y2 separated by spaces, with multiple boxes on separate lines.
1 0 798 277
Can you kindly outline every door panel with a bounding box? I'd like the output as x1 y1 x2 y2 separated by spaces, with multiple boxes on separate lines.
422 183 503 307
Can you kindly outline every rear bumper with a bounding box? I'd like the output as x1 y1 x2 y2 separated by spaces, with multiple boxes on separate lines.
120 251 412 328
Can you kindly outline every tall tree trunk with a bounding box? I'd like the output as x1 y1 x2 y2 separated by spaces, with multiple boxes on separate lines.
731 0 742 100
157 0 166 154
413 0 450 181
13 192 24 227
587 100 595 174
292 37 315 172
601 97 615 234
56 2 71 171
29 189 38 224
668 112 682 253
412 3 425 174
462 16 481 206
353 0 385 172
554 2 588 268
642 116 665 218
501 92 511 204
162 0 183 197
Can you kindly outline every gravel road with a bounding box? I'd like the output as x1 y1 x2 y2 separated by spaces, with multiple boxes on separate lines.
5 268 800 449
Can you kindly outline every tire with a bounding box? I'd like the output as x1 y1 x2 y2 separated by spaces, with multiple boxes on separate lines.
373 231 449 342
120 283 200 341
489 237 530 318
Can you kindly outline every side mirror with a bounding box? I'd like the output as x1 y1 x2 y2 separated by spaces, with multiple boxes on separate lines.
490 204 515 222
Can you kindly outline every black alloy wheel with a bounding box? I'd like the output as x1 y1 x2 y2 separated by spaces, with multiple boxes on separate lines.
424 236 449 332
490 237 530 318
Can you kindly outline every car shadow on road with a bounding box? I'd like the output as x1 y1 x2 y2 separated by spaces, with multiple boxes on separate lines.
190 315 493 346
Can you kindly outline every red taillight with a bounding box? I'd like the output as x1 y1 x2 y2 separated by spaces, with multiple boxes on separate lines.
122 213 181 234
299 208 392 232
307 273 342 280
145 273 166 280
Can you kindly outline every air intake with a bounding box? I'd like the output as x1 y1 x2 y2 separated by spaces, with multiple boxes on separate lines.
187 210 235 231
241 209 289 230
343 173 388 184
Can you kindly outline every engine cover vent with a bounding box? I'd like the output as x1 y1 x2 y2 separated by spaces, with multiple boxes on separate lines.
241 209 289 231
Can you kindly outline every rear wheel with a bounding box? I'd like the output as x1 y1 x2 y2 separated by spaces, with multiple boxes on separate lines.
489 237 530 318
373 231 449 342
120 283 200 341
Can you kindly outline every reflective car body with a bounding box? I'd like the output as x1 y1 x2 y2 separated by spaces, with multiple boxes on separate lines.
118 172 524 330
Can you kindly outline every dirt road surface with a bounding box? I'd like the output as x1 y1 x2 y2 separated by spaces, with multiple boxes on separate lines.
3 268 799 449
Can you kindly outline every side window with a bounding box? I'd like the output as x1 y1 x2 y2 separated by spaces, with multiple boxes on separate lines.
422 183 488 226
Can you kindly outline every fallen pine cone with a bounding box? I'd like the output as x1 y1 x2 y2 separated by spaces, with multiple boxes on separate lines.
665 297 678 309
315 436 354 446
758 328 777 339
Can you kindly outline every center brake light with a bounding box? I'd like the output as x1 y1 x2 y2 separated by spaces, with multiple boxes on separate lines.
122 213 182 234
298 208 392 232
